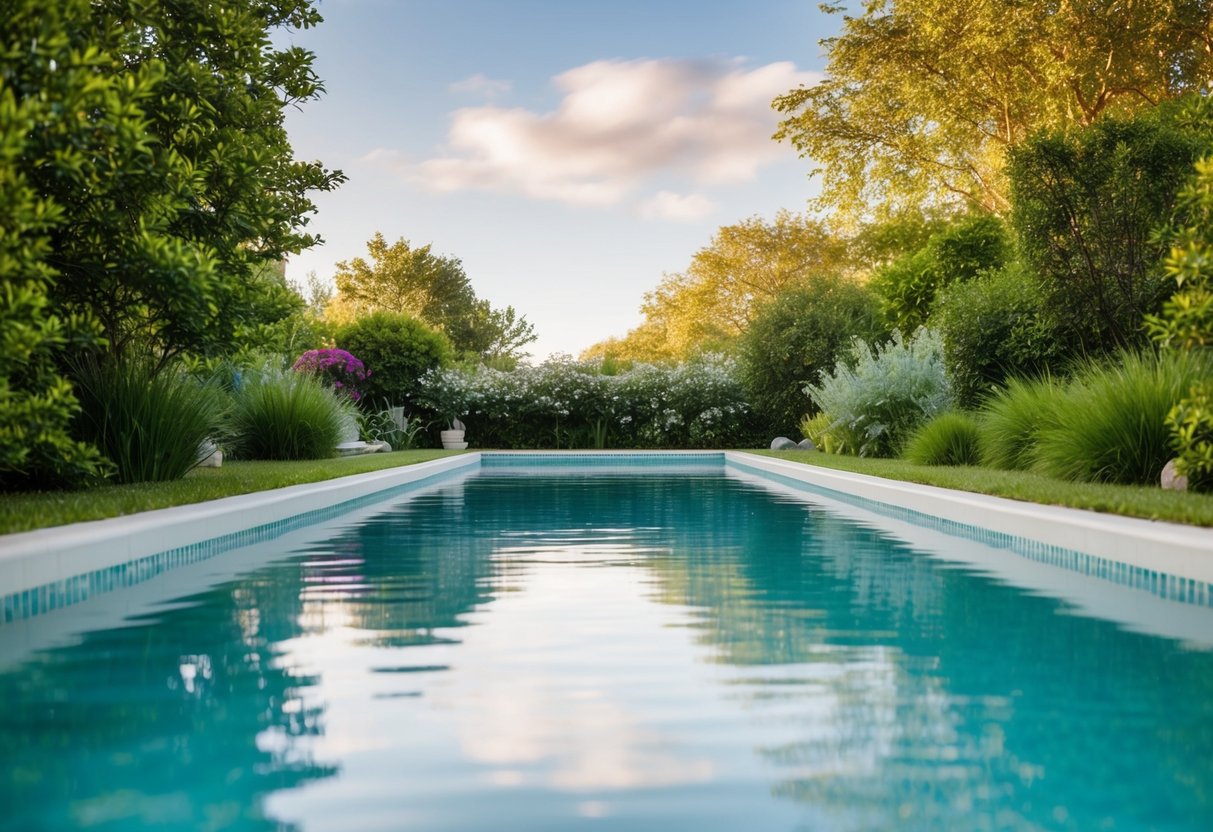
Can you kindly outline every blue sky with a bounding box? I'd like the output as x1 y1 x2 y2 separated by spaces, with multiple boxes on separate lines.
283 0 840 358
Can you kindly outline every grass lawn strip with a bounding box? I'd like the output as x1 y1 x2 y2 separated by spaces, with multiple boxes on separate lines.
755 450 1213 528
0 450 463 536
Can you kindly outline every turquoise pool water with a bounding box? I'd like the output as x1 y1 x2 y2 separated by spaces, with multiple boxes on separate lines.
3 469 1212 831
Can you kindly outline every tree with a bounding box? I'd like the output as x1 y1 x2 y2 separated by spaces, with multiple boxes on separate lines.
737 277 884 434
869 214 1011 332
5 0 344 363
583 211 849 360
773 0 1213 217
332 233 536 361
0 20 111 487
1010 96 1213 354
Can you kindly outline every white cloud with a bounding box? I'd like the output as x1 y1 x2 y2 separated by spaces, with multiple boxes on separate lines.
637 190 717 222
449 73 513 99
408 57 820 208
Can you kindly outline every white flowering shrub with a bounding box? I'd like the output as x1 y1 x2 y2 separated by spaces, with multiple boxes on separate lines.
805 328 954 457
419 354 759 448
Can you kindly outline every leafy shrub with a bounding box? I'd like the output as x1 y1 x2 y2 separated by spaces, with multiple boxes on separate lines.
336 312 452 412
806 328 954 457
292 348 369 402
72 357 225 483
1009 96 1213 355
869 214 1010 333
1167 382 1213 492
418 355 759 449
933 262 1065 407
902 412 981 466
737 278 883 434
1033 350 1212 484
226 371 353 460
362 405 427 450
800 412 840 454
976 375 1068 471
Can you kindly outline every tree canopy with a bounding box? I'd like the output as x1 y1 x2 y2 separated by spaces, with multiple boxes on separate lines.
5 0 344 361
773 0 1213 217
583 212 849 361
331 232 537 363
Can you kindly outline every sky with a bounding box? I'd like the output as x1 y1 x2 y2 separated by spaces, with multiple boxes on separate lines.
282 0 840 359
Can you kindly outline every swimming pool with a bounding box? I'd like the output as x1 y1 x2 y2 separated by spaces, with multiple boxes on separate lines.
2 456 1212 830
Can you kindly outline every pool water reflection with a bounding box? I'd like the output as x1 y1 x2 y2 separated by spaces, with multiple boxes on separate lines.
2 472 1212 831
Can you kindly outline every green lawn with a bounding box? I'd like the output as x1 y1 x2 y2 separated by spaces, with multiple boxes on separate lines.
752 449 1213 527
0 450 464 535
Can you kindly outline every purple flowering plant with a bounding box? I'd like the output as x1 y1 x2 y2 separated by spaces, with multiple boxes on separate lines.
291 349 371 402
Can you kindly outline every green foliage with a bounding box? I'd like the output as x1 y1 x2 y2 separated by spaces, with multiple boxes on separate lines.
419 355 759 449
226 372 352 461
737 277 884 433
336 312 452 413
3 0 343 362
870 214 1011 333
799 412 841 455
1009 98 1213 355
933 262 1064 407
583 211 849 362
902 412 981 467
361 405 428 451
805 329 954 458
976 376 1068 471
1033 350 1212 485
71 357 225 484
773 0 1213 216
1167 383 1213 493
333 233 536 361
0 61 109 489
1147 155 1213 350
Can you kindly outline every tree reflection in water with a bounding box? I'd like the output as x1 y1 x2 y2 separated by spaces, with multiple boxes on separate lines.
1 472 1211 831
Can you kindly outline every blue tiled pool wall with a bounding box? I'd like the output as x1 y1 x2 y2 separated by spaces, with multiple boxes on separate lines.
728 458 1213 609
1 465 472 626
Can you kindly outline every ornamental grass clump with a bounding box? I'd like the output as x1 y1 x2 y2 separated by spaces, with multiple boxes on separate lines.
903 412 982 466
72 356 225 484
1032 350 1213 485
805 328 953 457
976 375 1068 471
227 371 353 460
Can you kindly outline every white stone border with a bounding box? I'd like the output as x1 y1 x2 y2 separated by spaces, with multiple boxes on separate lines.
727 452 1213 584
0 453 480 598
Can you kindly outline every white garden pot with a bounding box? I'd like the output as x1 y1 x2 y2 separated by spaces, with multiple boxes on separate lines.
440 429 466 450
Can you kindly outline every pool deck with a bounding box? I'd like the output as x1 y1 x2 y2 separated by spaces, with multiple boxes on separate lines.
2 450 1211 623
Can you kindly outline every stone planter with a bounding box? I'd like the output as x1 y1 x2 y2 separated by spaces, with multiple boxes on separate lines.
440 429 466 450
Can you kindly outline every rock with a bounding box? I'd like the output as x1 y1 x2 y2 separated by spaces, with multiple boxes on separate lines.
372 440 392 453
196 439 222 468
336 441 377 457
796 438 816 451
1161 458 1189 491
770 436 797 451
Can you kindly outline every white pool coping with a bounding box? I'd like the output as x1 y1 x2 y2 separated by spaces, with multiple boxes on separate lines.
2 449 1211 620
0 453 480 600
726 452 1213 584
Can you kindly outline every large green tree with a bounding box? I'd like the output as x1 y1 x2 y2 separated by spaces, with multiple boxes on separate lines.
773 0 1213 217
333 232 536 362
5 0 343 363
